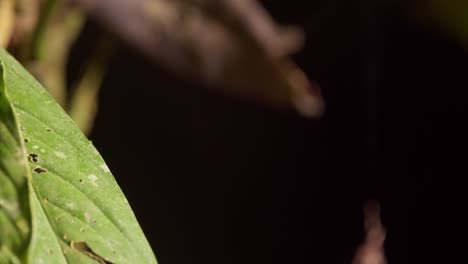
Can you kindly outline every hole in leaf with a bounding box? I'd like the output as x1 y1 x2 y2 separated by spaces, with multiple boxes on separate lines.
28 153 38 162
70 241 113 264
34 167 46 173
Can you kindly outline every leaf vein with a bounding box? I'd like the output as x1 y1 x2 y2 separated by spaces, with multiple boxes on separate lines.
34 165 133 247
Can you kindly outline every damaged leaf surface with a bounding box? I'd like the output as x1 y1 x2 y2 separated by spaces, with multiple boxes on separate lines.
0 48 157 263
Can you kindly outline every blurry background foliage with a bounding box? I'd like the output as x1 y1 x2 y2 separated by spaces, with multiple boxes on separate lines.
1 0 328 136
423 0 468 49
1 0 467 135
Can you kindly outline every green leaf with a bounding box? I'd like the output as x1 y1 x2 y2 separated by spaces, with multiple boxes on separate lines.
0 49 157 263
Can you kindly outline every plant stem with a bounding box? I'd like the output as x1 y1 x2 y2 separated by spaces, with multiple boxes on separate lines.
24 2 85 107
68 36 114 135
0 0 15 48
30 0 59 60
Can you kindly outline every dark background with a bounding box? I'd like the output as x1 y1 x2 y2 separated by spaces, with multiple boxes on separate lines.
69 1 467 263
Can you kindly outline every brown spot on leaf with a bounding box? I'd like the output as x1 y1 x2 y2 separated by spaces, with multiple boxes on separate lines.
24 138 29 143
28 153 38 162
34 167 46 173
70 241 113 264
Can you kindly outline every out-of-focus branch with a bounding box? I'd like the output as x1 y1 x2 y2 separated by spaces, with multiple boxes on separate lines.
352 200 387 264
68 36 114 135
29 0 60 60
0 0 15 48
23 1 85 106
71 0 324 117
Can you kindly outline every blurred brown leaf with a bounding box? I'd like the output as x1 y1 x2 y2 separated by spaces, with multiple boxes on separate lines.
71 0 324 117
